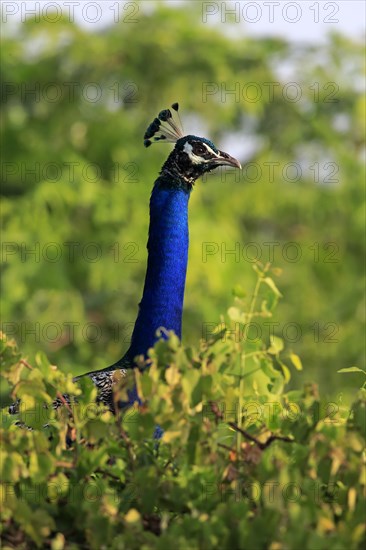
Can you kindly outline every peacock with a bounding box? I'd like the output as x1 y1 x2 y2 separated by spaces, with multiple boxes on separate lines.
9 103 241 416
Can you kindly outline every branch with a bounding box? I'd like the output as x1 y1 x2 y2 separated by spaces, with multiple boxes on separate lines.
56 392 74 418
20 359 33 370
228 421 294 450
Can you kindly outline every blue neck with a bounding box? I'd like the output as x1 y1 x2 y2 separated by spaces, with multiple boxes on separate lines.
127 180 190 359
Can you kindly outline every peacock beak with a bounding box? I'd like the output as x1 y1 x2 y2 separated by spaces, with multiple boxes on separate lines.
214 150 242 169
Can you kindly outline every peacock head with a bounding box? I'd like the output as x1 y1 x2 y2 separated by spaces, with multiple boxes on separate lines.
144 103 241 188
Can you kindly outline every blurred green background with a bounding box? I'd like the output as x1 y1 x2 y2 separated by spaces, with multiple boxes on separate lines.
1 3 365 402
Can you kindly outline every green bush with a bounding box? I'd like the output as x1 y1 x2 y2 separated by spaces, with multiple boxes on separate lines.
1 266 365 549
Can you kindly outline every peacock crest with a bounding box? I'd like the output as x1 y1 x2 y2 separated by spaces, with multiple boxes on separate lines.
144 102 184 147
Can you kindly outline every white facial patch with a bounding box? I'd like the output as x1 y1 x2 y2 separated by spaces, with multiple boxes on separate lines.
183 141 220 164
183 142 200 164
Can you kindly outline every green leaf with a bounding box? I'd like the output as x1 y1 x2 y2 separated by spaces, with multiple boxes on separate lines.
268 336 284 354
269 375 284 395
35 351 51 377
182 369 201 399
165 364 181 386
260 358 281 380
227 306 247 324
232 284 246 298
289 353 303 371
338 366 366 374
279 361 291 383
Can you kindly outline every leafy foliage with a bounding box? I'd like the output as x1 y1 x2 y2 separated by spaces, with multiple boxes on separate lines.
1 268 365 549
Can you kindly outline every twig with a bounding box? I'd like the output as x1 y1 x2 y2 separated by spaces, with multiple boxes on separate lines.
229 421 294 450
57 392 74 418
94 469 122 482
208 401 224 423
20 359 33 370
218 443 234 452
55 461 74 469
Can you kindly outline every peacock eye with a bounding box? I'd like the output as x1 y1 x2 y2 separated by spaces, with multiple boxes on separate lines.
194 143 206 155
